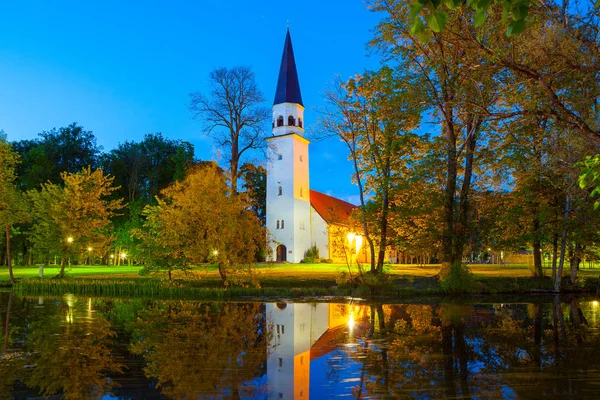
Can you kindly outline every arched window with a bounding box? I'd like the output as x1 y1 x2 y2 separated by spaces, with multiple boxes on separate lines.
288 116 296 126
298 118 303 128
281 220 285 229
300 187 303 197
272 121 275 128
299 155 303 162
278 186 282 196
276 220 280 229
277 116 284 127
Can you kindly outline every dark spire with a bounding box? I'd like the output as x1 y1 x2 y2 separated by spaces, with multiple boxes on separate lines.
274 29 303 106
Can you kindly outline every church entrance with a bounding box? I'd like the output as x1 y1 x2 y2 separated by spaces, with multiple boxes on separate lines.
276 245 287 262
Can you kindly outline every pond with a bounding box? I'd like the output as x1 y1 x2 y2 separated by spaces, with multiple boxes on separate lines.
1 293 600 399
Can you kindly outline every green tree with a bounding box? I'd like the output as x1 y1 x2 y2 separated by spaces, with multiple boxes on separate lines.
13 123 102 190
0 133 29 282
189 66 270 192
28 168 123 277
240 162 267 225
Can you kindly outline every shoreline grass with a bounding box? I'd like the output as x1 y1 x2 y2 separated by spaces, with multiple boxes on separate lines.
3 263 600 300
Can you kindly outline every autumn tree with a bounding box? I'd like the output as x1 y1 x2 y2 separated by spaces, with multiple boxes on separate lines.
189 66 270 192
369 1 500 287
28 168 123 277
137 164 265 285
0 133 29 282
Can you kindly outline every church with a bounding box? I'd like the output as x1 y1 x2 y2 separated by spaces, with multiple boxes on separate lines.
266 30 365 263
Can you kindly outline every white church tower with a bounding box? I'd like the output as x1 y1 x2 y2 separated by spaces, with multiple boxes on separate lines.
266 29 311 263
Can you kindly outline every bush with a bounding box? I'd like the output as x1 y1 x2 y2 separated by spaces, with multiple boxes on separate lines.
320 258 333 264
439 262 473 293
303 244 319 264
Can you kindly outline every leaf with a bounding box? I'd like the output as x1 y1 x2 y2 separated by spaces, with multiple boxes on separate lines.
474 8 487 27
410 1 423 20
502 0 511 24
507 19 525 36
444 0 460 10
511 0 529 21
411 17 426 36
426 9 448 32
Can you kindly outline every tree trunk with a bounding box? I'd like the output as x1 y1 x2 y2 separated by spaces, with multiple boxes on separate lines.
453 123 478 266
5 225 14 284
554 194 570 292
376 184 390 273
532 218 543 277
570 243 582 284
442 124 458 266
57 255 67 278
218 263 227 285
552 232 559 281
350 146 376 273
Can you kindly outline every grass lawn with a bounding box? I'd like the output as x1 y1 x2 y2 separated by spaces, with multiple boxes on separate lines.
3 262 599 284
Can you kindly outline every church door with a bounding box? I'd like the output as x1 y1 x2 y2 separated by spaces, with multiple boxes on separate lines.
276 245 287 262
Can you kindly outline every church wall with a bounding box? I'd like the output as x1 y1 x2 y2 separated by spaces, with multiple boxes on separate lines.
266 135 298 261
310 207 329 261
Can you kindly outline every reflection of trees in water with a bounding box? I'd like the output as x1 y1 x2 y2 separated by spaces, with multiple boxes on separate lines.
340 299 600 398
0 293 122 400
130 302 268 399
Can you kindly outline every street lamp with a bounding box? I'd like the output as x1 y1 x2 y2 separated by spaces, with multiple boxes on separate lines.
66 236 74 244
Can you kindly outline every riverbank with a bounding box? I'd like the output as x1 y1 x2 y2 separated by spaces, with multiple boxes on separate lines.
2 263 599 300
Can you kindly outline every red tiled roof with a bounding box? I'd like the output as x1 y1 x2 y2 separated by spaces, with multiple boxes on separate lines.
310 190 357 224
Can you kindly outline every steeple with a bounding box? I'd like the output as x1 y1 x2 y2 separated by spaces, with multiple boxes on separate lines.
274 29 303 106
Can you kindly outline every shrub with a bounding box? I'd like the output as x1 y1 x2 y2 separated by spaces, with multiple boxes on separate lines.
439 262 473 293
304 244 319 261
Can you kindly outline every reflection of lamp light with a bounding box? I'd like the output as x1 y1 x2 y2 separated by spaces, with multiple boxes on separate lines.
213 250 219 256
348 312 355 330
593 301 599 308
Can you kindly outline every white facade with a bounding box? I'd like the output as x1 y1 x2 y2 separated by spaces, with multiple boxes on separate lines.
266 132 311 263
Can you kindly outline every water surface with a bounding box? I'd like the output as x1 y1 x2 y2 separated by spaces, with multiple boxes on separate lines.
1 293 600 399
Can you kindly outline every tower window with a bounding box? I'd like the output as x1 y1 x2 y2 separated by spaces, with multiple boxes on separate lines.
276 220 280 229
281 220 285 229
278 186 282 196
288 116 296 126
278 358 283 368
298 117 303 128
300 187 304 197
299 155 303 162
277 116 284 127
278 154 283 160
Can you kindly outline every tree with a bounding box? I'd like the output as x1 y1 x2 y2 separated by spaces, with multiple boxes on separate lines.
189 66 270 192
370 1 500 281
0 133 29 282
13 123 102 190
137 164 265 285
28 168 123 277
240 162 266 225
320 68 422 273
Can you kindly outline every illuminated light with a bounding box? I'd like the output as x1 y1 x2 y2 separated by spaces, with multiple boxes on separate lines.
348 312 355 330
110 255 114 259
488 248 491 252
355 235 363 254
213 250 219 256
66 236 74 244
347 233 356 243
593 301 599 308
87 247 93 252
120 253 127 259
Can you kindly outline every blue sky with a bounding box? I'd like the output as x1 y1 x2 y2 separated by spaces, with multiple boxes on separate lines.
0 1 382 203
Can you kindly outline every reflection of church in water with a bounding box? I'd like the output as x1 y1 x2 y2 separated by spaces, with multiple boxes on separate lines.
266 302 360 399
